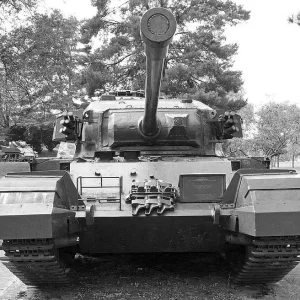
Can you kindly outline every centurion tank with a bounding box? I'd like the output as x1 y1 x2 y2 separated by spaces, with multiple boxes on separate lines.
1 7 300 286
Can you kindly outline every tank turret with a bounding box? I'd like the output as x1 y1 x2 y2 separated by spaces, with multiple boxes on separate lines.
53 8 242 158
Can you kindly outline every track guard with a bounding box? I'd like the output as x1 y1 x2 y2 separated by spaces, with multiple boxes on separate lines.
0 171 80 241
214 169 300 237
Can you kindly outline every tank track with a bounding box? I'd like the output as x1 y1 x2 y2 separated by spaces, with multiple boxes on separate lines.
1 239 71 286
233 237 300 284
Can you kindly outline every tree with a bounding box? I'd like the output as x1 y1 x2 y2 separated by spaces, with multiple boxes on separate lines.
0 10 81 130
223 138 256 157
223 102 300 166
237 102 256 135
79 0 250 109
284 138 300 167
0 0 41 36
0 0 39 11
0 1 40 131
254 102 300 167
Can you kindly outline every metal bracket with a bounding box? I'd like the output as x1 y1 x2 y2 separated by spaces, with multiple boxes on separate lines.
212 204 233 225
86 204 96 225
212 205 220 225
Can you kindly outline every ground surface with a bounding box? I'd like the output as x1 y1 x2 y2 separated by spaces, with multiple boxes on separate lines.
2 252 300 300
1 161 300 300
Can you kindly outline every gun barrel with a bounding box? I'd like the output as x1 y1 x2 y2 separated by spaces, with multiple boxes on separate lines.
139 7 177 138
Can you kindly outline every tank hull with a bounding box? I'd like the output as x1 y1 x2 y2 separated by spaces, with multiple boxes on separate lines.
70 159 233 200
71 159 231 254
78 209 227 254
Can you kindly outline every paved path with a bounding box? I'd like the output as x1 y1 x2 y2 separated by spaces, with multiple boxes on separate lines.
0 250 17 298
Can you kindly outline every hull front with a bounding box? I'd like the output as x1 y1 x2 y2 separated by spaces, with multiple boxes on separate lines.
79 213 227 254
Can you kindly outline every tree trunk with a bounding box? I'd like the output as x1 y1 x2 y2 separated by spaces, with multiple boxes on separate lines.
271 157 277 168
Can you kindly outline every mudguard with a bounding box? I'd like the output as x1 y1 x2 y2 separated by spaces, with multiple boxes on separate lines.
0 171 80 240
216 169 300 236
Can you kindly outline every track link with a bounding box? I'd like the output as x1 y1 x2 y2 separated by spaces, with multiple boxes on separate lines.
1 239 71 286
233 237 300 284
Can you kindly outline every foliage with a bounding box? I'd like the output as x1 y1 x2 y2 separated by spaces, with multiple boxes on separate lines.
223 138 253 157
254 102 300 159
79 0 250 109
0 0 41 36
288 12 300 25
286 139 300 167
0 0 38 12
0 2 82 148
0 10 81 130
223 102 300 166
0 0 251 148
237 102 255 135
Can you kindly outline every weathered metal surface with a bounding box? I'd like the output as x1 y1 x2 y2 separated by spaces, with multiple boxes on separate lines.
220 168 296 205
0 204 53 239
0 172 80 239
139 8 176 138
126 177 176 215
0 204 79 240
0 162 30 177
219 170 300 236
33 158 71 172
70 97 223 157
70 158 231 254
179 174 226 203
229 157 270 171
79 214 227 254
70 159 233 204
106 110 208 148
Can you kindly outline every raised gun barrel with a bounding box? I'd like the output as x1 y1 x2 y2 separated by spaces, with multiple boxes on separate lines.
139 7 177 139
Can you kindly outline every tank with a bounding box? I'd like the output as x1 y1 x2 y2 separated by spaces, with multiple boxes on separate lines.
0 141 36 177
1 7 300 286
